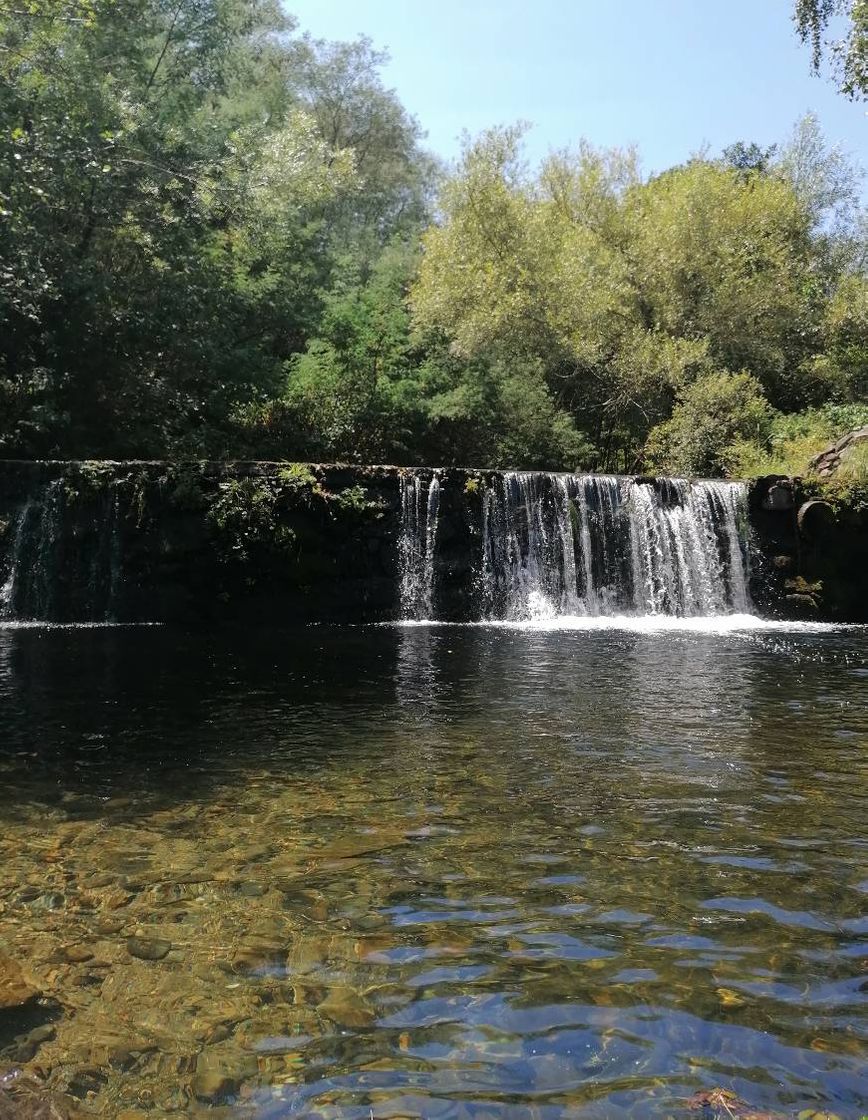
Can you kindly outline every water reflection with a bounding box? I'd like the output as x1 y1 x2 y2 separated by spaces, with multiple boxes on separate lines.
0 623 865 1118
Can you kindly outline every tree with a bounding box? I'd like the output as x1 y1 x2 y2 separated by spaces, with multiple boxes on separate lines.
794 0 868 98
775 112 863 240
722 141 778 176
644 372 774 477
249 237 589 470
411 128 832 470
288 34 440 265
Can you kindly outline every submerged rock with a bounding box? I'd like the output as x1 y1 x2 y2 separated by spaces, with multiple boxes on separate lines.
0 1070 78 1119
190 1070 240 1104
686 1088 787 1118
317 986 375 1028
57 946 92 965
0 954 39 1010
125 937 171 961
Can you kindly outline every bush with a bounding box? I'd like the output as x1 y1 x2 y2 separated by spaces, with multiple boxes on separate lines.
644 371 773 476
724 402 868 478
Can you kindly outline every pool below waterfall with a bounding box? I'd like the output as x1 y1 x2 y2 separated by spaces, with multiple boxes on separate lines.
0 620 865 1118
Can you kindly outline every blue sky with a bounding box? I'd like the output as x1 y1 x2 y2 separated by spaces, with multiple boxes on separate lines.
286 0 865 181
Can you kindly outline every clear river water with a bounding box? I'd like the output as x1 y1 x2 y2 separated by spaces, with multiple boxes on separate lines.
0 619 866 1119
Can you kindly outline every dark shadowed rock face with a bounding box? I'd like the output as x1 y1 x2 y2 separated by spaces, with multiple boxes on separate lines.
748 475 868 622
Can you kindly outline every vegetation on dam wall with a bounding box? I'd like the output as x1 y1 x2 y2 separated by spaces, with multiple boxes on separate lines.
0 462 409 623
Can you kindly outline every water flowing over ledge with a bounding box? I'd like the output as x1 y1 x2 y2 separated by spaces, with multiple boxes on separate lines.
0 461 865 625
399 471 752 622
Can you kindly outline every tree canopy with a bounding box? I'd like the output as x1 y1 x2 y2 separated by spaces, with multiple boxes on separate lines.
794 0 868 99
0 1 866 477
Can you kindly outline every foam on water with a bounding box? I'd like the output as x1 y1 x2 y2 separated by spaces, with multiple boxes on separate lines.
389 614 858 634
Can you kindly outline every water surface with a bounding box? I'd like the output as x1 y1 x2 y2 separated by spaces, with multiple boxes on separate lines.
0 623 865 1118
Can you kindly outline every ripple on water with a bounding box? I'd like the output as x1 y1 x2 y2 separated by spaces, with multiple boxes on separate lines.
0 623 865 1117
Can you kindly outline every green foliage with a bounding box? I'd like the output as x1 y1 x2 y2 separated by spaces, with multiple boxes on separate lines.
208 476 294 562
65 461 116 501
167 466 209 512
0 1 433 459
331 483 372 514
794 0 868 99
645 372 774 477
725 402 868 477
205 465 379 565
0 5 864 478
805 470 868 513
411 125 867 473
276 463 320 496
278 242 426 462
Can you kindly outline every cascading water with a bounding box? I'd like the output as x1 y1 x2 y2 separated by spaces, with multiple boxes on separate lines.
477 472 751 621
627 478 750 616
88 485 125 622
398 471 441 620
0 478 127 623
0 480 66 621
0 500 35 619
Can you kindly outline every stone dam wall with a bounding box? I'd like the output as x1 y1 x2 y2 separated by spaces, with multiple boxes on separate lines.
0 461 865 624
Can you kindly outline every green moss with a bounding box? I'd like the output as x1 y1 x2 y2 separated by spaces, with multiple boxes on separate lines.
785 576 823 595
464 477 480 495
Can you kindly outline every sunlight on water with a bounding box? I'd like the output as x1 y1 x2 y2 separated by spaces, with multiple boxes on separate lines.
0 621 162 630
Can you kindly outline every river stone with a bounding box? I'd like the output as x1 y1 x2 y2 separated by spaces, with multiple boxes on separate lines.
317 986 375 1028
0 953 39 1009
190 1070 240 1103
785 593 820 615
60 945 93 964
94 917 124 936
126 936 171 961
0 1073 77 1119
230 943 284 975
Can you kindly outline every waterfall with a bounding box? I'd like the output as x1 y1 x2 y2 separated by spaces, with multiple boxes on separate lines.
627 479 750 616
476 473 750 621
0 480 66 621
0 501 35 619
0 477 127 623
399 472 441 620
